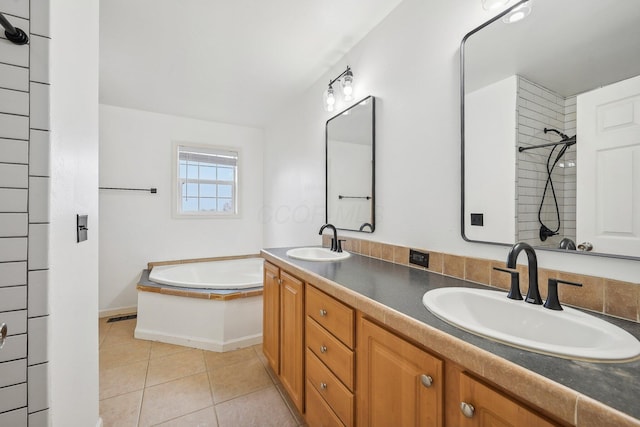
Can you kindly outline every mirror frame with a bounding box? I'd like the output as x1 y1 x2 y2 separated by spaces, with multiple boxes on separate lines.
459 1 640 261
325 95 376 232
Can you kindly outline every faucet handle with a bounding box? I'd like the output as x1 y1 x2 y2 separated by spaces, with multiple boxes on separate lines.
493 267 522 300
336 239 346 253
544 278 582 310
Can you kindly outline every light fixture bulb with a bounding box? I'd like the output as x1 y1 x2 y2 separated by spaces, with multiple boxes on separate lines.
327 88 335 105
323 85 336 112
482 0 510 11
503 2 531 23
342 69 354 101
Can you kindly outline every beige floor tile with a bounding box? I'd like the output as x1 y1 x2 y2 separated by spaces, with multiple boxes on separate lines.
209 357 273 403
275 384 305 426
216 386 297 427
204 347 256 371
252 345 279 384
146 348 206 387
101 327 140 347
153 406 218 427
150 341 192 359
100 389 143 427
100 360 148 400
99 339 152 371
138 372 213 427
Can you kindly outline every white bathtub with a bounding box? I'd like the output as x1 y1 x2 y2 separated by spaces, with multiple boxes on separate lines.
134 257 264 352
149 258 264 290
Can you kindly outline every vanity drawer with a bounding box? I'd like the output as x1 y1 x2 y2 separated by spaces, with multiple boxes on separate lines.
306 317 354 390
306 349 353 427
306 379 345 427
306 285 354 349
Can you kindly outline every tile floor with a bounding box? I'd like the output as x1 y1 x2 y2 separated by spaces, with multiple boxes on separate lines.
99 316 305 427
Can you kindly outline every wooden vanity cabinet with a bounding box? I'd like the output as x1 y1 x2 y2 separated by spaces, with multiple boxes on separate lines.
446 363 561 427
264 258 567 427
305 285 355 427
262 261 281 373
357 315 444 427
262 262 305 413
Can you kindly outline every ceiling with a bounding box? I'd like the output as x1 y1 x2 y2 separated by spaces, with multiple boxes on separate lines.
99 0 404 128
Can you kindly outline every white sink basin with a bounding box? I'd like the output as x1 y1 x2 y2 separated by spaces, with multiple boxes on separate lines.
286 247 350 262
422 287 640 362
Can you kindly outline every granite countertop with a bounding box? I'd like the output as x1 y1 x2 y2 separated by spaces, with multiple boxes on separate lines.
262 247 640 425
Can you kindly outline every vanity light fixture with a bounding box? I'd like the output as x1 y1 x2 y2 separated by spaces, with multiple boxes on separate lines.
323 66 354 112
502 1 531 23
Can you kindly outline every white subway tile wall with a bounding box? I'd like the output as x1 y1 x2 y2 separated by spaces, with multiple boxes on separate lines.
0 62 29 90
0 138 28 163
0 1 51 424
28 224 49 270
0 261 27 287
0 212 28 236
516 76 576 248
0 359 27 388
0 188 27 211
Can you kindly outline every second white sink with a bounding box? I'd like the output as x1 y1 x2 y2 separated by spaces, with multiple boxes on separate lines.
422 287 640 362
286 247 350 262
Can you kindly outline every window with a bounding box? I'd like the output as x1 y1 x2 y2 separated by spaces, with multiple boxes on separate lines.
176 144 239 217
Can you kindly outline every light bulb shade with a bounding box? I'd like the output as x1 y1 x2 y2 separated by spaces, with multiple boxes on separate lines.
341 70 354 101
482 0 510 10
323 86 336 112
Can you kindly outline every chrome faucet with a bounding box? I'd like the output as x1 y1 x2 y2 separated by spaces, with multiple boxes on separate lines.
506 242 542 305
319 224 340 252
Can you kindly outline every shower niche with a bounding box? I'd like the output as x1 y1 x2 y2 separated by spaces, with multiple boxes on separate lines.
461 0 640 260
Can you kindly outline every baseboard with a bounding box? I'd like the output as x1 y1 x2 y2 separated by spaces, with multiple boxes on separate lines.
134 328 262 352
99 305 137 319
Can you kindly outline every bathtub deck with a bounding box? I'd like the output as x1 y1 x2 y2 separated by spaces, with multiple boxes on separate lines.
137 269 263 301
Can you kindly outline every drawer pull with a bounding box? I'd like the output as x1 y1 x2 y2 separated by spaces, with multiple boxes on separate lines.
0 323 6 349
319 309 327 317
320 382 327 390
460 402 475 418
320 345 327 354
420 374 433 388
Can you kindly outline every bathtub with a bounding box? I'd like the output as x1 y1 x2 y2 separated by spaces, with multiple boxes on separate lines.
134 256 264 352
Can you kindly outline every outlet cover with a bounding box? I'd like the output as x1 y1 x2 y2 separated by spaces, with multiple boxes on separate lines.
409 249 429 268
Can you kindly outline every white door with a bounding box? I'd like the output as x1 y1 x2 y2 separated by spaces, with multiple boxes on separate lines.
576 74 640 257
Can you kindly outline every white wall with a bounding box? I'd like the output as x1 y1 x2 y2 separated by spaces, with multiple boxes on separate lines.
263 0 640 282
99 105 264 313
465 76 516 243
50 0 100 425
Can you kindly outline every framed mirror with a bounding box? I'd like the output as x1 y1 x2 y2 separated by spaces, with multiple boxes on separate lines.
326 96 375 232
461 0 640 260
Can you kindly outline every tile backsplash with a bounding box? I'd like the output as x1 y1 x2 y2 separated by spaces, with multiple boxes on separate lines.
0 0 51 424
323 235 640 323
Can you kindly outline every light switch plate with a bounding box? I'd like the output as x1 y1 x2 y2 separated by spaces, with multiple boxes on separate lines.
77 214 88 242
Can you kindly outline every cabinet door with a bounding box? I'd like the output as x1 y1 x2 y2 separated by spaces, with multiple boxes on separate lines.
357 317 443 427
262 261 280 373
457 372 558 427
280 271 305 413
